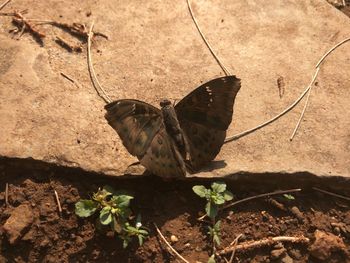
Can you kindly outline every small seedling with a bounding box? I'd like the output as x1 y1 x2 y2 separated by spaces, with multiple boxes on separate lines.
75 185 148 248
283 194 295 200
193 181 233 220
193 181 233 263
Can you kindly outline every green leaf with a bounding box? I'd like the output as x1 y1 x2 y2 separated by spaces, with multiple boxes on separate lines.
138 235 144 246
123 239 129 249
208 254 216 263
283 194 295 200
75 200 98 218
214 220 221 230
213 233 220 245
138 229 149 235
99 207 113 225
206 201 218 220
192 185 207 198
211 181 226 193
111 195 134 208
102 185 116 196
223 190 234 201
213 194 225 205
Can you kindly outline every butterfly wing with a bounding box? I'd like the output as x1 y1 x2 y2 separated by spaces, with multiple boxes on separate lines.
140 126 186 178
105 99 186 177
175 76 241 170
105 99 163 158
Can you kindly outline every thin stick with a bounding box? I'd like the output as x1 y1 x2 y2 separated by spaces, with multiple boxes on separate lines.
154 223 190 263
224 37 350 143
289 37 350 139
60 72 81 89
5 183 9 206
315 37 350 68
227 234 242 263
186 0 231 76
54 190 62 214
223 189 301 210
313 187 350 202
224 68 320 142
218 235 309 255
87 22 111 104
0 0 11 11
289 68 319 141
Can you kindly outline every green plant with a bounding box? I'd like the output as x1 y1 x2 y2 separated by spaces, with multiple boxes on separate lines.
283 194 295 200
75 185 148 248
193 181 233 263
193 181 233 220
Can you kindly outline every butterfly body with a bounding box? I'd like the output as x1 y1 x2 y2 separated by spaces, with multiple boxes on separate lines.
105 76 241 178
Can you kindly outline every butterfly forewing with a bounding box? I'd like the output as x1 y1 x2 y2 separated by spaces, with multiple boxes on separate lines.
175 76 241 170
105 99 186 177
105 100 162 158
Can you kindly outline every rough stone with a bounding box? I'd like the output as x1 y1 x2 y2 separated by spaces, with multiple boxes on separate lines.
0 0 349 179
309 230 348 260
3 204 34 244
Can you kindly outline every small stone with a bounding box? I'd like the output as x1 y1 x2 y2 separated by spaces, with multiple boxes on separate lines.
3 204 34 244
184 243 191 248
289 249 302 260
333 226 341 235
170 235 178 243
281 254 293 263
271 247 286 260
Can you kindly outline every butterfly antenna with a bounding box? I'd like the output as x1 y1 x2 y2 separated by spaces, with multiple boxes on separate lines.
187 0 231 76
87 22 112 104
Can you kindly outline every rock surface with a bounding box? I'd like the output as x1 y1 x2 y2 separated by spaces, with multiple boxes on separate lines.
3 204 34 244
0 0 349 178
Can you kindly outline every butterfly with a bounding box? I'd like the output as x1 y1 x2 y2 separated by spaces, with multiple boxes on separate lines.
105 76 241 178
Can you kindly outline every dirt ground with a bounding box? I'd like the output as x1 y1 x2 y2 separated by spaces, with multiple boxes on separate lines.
0 159 349 263
1 1 350 263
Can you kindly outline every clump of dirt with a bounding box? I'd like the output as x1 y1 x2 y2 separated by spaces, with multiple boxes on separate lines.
0 160 350 263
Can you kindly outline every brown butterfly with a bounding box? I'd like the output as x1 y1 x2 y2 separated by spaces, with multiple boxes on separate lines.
105 76 241 178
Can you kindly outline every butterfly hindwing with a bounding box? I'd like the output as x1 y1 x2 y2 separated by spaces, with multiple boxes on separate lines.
175 76 241 169
140 126 187 178
104 99 162 158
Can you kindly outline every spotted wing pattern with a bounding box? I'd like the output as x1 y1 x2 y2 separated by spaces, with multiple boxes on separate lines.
140 126 186 178
105 99 186 177
175 76 241 170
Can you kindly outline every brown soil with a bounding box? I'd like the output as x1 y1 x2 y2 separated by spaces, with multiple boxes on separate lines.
1 159 350 263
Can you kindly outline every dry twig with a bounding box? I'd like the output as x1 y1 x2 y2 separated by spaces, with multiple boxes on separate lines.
223 189 301 210
55 36 82 52
5 183 9 206
226 234 242 263
186 0 230 76
154 223 190 263
10 11 45 45
0 0 11 11
87 22 111 103
218 235 309 255
54 189 62 214
60 72 81 89
313 187 350 202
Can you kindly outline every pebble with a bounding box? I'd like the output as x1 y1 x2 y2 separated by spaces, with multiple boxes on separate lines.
170 235 178 243
270 247 286 260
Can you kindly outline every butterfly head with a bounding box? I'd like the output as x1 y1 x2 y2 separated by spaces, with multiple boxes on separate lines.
160 99 172 108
